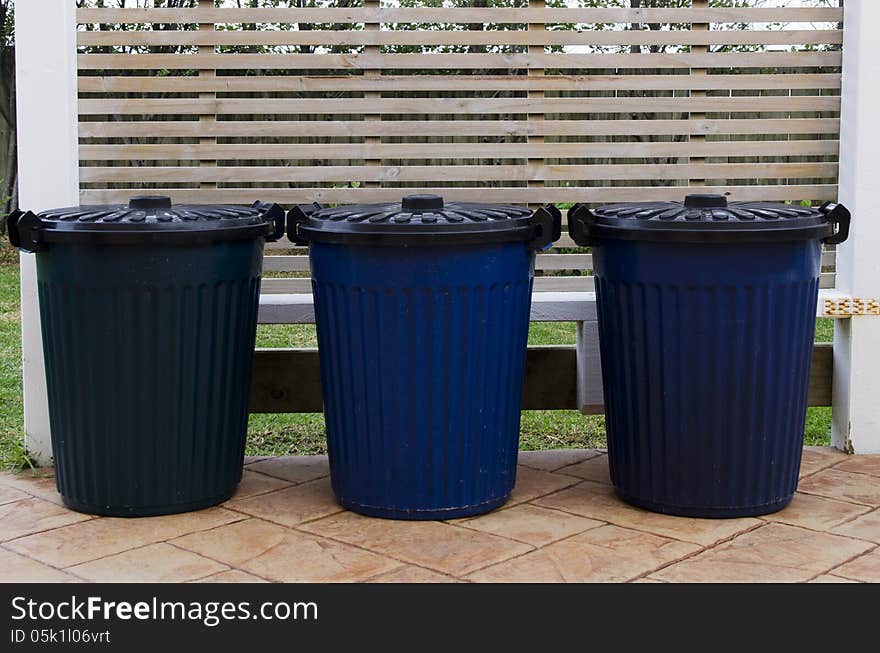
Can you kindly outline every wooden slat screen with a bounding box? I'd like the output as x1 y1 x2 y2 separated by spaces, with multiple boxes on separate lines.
76 1 843 295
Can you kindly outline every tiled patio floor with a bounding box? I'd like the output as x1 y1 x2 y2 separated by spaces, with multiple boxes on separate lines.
2 446 879 583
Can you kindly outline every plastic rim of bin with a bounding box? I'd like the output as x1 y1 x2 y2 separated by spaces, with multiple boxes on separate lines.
567 194 851 245
286 193 562 248
6 196 286 252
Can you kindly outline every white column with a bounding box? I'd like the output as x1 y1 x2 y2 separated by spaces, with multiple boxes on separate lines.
15 0 80 465
832 0 880 453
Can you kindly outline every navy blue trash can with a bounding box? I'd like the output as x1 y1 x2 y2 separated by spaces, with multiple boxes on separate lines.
568 194 850 518
288 194 561 519
6 196 285 516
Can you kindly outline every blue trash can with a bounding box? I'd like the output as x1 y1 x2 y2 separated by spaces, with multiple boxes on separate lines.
288 194 561 519
568 194 850 518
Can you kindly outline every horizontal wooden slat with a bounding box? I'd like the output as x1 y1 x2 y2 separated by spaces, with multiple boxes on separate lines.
77 73 842 94
261 251 835 272
76 7 844 25
78 28 842 48
264 235 840 258
264 234 579 251
78 96 842 117
262 255 310 273
258 277 595 294
257 291 599 324
258 271 836 295
250 349 324 413
247 342 833 413
78 118 842 139
261 254 595 274
80 162 839 184
80 185 839 205
249 345 579 413
77 51 842 71
78 140 840 161
257 289 848 326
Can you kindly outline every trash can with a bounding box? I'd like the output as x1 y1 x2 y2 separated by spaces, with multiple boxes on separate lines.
568 194 850 518
7 196 285 516
288 194 561 519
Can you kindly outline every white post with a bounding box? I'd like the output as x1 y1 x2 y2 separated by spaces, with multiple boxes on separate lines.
832 0 880 454
14 0 80 465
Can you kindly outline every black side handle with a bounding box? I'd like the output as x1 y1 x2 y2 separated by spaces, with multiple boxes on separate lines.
821 202 851 245
252 201 286 242
568 203 597 247
6 210 47 253
529 204 562 251
287 203 322 246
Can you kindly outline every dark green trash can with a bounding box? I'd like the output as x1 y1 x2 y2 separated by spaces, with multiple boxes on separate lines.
7 196 284 516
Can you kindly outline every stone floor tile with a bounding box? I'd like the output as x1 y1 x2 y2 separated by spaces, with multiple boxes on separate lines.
467 525 699 583
833 456 880 478
630 578 665 583
534 481 760 546
830 548 880 583
191 570 269 583
6 507 242 568
172 517 400 583
171 518 292 567
517 449 602 473
798 468 880 506
0 485 30 506
0 498 91 543
68 543 227 583
456 504 603 547
799 447 849 478
556 455 611 485
809 574 860 583
226 470 292 501
831 508 880 543
761 492 871 531
364 566 461 583
243 456 269 465
225 477 342 527
0 470 63 505
245 456 329 484
300 512 532 577
651 523 873 583
0 548 81 583
507 466 581 505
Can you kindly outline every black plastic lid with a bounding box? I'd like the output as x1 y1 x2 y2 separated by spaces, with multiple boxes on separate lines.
288 194 562 247
6 196 285 251
568 194 851 245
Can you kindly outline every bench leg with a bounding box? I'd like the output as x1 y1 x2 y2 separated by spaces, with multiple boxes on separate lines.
576 320 603 415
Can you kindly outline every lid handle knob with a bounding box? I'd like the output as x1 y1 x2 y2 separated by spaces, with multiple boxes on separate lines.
252 201 286 242
286 203 322 246
529 204 562 250
6 210 47 253
401 194 443 212
128 196 172 210
568 203 597 247
821 202 851 245
684 194 728 209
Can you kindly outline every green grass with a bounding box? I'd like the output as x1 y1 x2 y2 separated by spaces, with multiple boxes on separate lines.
0 250 835 464
0 252 33 469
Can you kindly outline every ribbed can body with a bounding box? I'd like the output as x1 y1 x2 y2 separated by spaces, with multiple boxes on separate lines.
310 242 534 519
36 240 263 516
593 239 822 518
